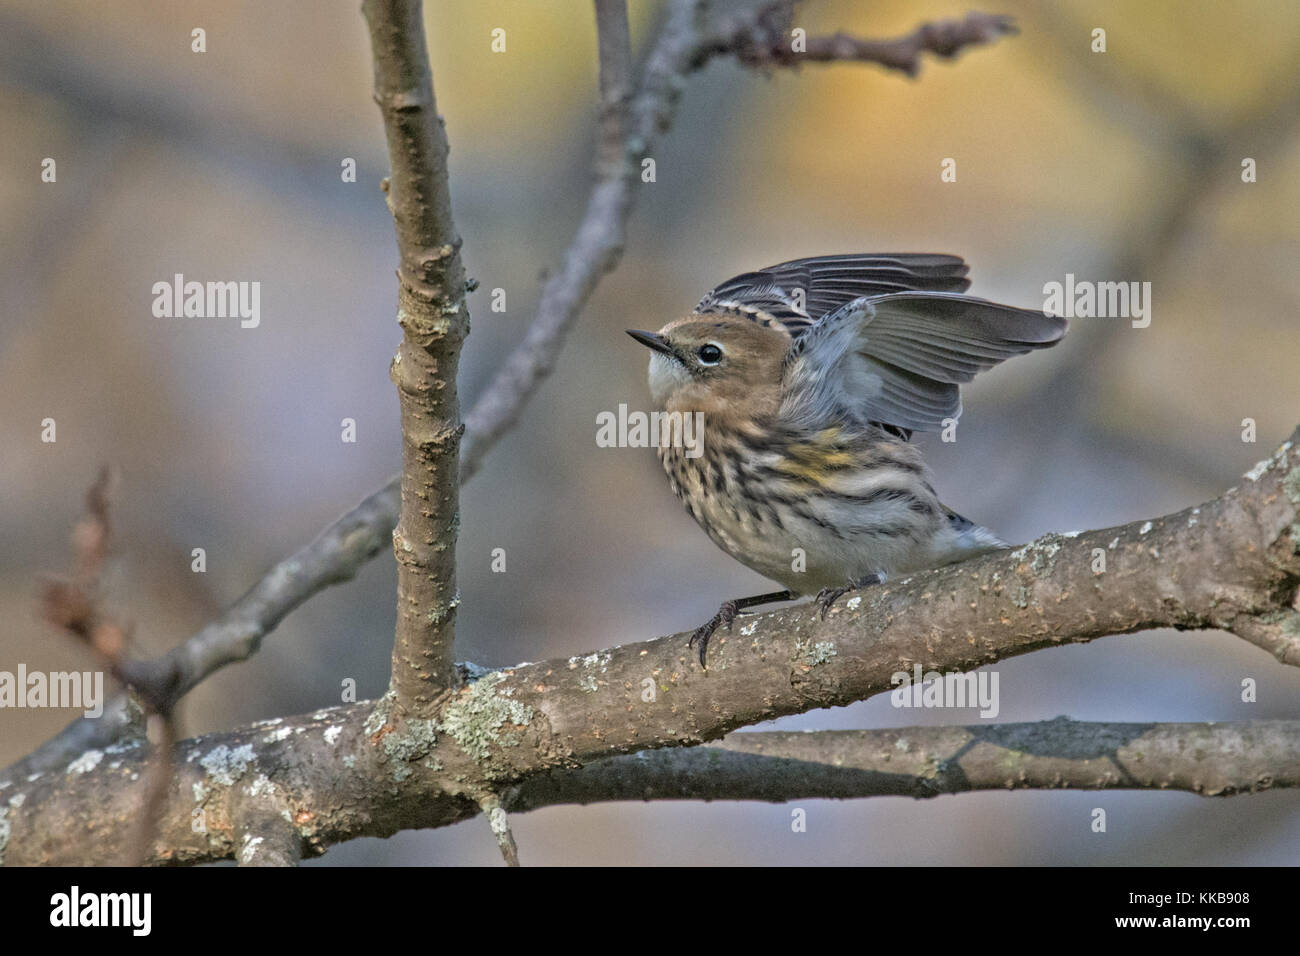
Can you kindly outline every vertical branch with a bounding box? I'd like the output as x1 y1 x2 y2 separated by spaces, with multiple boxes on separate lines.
363 0 468 707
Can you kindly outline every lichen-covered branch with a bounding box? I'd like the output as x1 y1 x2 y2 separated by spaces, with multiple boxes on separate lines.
4 707 1296 865
364 0 468 707
8 425 1298 863
5 431 1297 864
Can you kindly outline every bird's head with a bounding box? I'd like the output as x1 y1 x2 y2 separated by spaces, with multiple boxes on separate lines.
627 315 790 416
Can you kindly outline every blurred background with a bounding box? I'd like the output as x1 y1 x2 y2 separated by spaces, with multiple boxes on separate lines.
2 0 1299 865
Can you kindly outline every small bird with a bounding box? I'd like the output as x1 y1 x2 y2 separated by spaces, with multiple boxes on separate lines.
627 253 1066 665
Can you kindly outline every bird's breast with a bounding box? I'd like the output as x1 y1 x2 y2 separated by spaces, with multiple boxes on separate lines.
654 420 951 592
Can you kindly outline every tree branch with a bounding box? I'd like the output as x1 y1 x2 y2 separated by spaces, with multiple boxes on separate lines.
510 720 1300 807
5 709 1296 865
364 0 468 707
5 430 1297 864
693 5 1017 76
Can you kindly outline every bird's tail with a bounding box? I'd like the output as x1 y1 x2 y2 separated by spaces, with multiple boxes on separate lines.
940 504 1007 557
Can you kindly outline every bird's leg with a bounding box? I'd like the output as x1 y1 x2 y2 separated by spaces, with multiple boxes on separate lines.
815 572 884 619
689 589 796 667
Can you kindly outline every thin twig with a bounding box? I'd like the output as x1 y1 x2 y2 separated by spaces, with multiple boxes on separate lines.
36 467 179 865
694 5 1017 76
478 792 521 867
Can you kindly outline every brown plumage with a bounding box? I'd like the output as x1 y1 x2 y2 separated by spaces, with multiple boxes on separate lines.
629 253 1067 665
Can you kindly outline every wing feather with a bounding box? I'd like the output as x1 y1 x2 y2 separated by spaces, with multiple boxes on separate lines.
782 292 1067 433
695 253 972 334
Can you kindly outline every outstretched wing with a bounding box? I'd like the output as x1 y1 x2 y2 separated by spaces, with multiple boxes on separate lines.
695 253 972 335
781 292 1067 433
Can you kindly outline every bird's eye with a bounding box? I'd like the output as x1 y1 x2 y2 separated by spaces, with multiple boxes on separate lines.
697 343 723 365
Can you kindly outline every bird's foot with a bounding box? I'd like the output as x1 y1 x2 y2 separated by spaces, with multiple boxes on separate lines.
815 572 884 619
688 598 741 668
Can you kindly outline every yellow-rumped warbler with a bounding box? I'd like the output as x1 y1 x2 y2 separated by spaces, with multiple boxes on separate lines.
627 253 1067 664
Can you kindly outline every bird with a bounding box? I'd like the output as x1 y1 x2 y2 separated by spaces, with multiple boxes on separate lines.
626 253 1067 666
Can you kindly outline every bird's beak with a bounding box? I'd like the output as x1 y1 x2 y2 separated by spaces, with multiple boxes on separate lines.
626 329 675 357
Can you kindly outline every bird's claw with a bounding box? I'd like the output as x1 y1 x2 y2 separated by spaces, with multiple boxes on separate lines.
814 585 852 619
815 573 883 619
688 599 740 668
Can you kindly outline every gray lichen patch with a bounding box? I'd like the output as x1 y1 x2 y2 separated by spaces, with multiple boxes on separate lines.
568 652 612 693
1283 612 1300 641
66 749 104 776
794 638 837 667
1244 439 1293 483
380 718 439 782
199 743 256 787
364 690 398 737
1010 536 1063 577
245 774 275 798
1278 447 1300 547
1284 465 1300 508
239 834 264 864
439 671 534 761
0 806 9 866
1260 608 1300 650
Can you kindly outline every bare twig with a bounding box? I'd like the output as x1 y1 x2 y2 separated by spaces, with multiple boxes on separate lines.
36 468 179 866
694 5 1017 76
478 792 520 867
131 713 177 865
7 479 400 779
364 0 469 707
457 0 646 480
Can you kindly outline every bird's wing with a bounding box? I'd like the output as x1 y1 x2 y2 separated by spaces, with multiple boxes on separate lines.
781 292 1067 433
695 253 972 334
